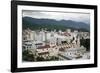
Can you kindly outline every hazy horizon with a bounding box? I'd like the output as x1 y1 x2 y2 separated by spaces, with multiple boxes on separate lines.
22 10 90 24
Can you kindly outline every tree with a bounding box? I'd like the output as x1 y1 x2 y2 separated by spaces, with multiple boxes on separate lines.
22 50 35 61
80 38 90 51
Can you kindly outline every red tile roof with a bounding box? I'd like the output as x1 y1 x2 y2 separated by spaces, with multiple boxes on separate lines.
38 52 49 55
63 32 71 36
37 45 50 49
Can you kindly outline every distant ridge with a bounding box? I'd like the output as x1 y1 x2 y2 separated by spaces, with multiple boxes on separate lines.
22 17 90 32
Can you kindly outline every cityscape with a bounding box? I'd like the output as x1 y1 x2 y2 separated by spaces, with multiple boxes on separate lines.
22 11 90 62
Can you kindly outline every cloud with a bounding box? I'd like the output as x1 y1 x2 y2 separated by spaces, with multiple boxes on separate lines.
22 10 90 24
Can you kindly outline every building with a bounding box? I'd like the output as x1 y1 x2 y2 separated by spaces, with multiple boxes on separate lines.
59 46 87 60
22 28 90 61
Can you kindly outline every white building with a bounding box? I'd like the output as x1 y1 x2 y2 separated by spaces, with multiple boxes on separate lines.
22 28 90 60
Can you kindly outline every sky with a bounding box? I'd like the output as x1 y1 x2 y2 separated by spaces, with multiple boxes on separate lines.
22 10 90 24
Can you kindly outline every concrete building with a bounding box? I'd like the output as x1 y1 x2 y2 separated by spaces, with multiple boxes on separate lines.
22 28 90 61
59 46 86 60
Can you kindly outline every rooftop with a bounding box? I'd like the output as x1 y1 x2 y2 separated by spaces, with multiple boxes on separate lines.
38 52 49 55
37 45 50 49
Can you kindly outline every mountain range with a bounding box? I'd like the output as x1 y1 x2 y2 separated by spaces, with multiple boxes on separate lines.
22 17 90 32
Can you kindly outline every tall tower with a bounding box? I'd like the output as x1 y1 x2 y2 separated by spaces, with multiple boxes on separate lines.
44 28 47 45
76 34 80 48
77 35 80 47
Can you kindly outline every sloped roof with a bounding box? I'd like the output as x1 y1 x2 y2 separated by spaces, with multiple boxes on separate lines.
37 45 50 49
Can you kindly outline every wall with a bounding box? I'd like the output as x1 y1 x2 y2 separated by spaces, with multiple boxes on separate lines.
0 0 99 73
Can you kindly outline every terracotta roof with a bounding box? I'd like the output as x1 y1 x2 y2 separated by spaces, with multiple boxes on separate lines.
38 52 49 55
63 32 71 36
37 45 50 49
